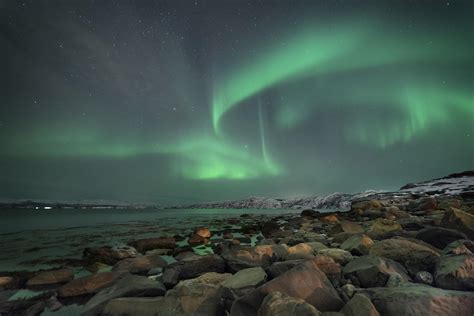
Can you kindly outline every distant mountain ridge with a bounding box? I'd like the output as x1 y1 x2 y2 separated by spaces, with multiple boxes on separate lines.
174 171 474 210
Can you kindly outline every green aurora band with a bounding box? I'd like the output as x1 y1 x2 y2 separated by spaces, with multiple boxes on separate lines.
3 20 473 181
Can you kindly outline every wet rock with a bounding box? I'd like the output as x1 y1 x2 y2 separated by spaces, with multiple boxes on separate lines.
320 214 339 224
102 297 171 316
340 293 379 316
129 237 177 253
26 268 74 287
162 268 180 289
407 197 438 212
415 227 467 250
365 284 474 316
221 245 287 272
58 272 120 298
343 255 410 288
340 234 374 256
82 273 166 316
83 246 137 265
194 227 212 238
443 239 474 255
366 219 402 239
340 284 356 301
384 206 410 220
434 254 474 290
112 254 168 275
414 271 433 285
166 254 225 280
329 221 364 236
221 267 267 297
45 295 63 311
369 238 440 274
306 241 329 252
440 208 474 239
285 243 315 260
351 200 382 213
317 249 353 265
267 260 304 279
385 272 407 287
258 291 321 316
230 259 344 315
0 276 16 290
188 234 209 246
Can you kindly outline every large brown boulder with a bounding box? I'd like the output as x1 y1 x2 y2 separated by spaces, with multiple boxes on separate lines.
58 272 120 298
165 254 226 280
26 268 74 287
81 273 166 316
285 243 315 260
258 291 321 316
366 219 402 239
365 284 474 316
434 254 474 291
112 254 168 275
440 208 474 239
129 237 177 253
188 234 210 246
230 259 344 315
343 255 410 288
221 245 287 272
194 227 212 238
369 238 440 274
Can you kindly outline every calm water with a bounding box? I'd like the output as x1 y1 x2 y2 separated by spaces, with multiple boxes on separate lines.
0 208 305 272
0 208 302 234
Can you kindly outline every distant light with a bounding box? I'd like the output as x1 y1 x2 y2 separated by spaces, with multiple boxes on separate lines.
44 206 52 210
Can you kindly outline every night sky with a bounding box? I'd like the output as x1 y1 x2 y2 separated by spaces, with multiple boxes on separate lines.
1 0 473 204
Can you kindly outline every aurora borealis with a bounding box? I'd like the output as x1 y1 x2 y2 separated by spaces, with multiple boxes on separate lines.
1 1 473 203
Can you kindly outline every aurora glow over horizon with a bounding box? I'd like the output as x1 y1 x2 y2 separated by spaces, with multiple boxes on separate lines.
1 0 473 203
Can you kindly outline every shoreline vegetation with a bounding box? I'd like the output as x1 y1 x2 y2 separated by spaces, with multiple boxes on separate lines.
0 171 473 315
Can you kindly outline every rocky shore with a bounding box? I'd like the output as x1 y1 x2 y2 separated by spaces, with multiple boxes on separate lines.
0 172 473 315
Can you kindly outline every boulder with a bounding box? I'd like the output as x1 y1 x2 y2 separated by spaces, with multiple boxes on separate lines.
82 273 166 316
188 234 209 246
343 255 410 288
340 234 374 256
194 227 212 238
230 259 344 315
26 268 74 287
340 294 379 316
306 242 329 252
166 254 225 280
258 291 321 316
267 260 304 279
317 249 353 265
129 237 177 253
366 219 402 239
384 206 410 220
103 297 172 316
365 284 474 316
58 272 120 298
221 267 267 296
414 271 433 285
351 200 382 212
112 254 168 275
415 227 467 250
407 197 437 212
434 254 474 290
329 221 364 236
83 246 137 265
440 208 474 239
320 214 339 224
285 243 315 260
0 276 16 290
222 245 287 272
369 238 440 274
443 239 474 255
